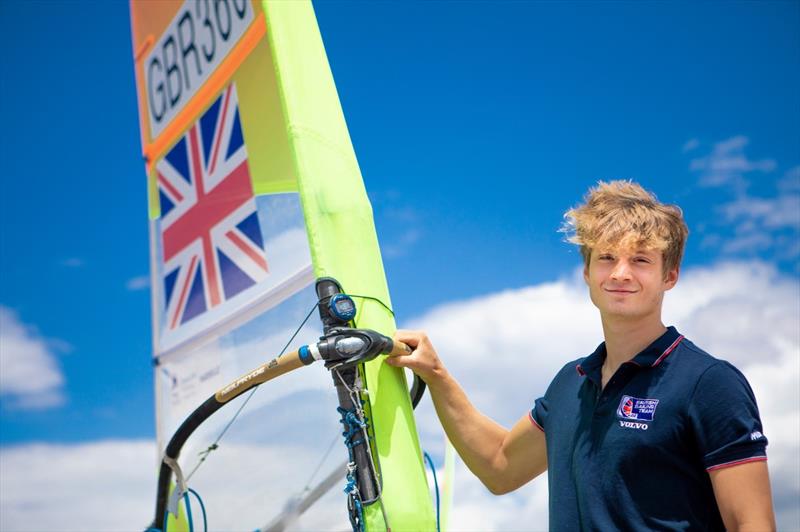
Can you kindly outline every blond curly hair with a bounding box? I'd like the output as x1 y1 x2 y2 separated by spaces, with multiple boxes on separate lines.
562 180 689 273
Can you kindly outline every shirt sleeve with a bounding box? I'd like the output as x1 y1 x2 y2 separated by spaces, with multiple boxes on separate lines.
530 360 581 433
529 396 547 432
687 361 768 471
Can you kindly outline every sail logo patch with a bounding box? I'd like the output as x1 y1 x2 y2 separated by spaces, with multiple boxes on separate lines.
617 395 659 421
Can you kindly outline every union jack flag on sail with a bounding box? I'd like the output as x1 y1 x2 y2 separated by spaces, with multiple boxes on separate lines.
156 83 269 330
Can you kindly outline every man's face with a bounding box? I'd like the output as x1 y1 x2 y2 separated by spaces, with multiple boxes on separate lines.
583 247 678 321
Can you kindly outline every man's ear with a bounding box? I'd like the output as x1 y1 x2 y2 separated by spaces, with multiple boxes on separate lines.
664 266 679 291
583 264 590 284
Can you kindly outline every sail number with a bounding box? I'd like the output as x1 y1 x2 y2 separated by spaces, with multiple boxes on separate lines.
144 0 254 138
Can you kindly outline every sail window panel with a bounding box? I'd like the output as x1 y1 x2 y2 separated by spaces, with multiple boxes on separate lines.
154 284 352 529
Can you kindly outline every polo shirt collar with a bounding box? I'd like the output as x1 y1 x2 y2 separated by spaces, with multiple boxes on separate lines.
576 326 684 378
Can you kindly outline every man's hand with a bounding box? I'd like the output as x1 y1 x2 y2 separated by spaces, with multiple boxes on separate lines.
385 330 447 385
385 329 547 494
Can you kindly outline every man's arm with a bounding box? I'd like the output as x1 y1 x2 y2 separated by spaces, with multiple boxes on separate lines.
709 461 776 532
387 330 547 494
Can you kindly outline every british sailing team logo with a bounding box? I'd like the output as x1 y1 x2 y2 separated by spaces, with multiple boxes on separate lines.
156 83 269 330
621 397 635 417
617 395 659 430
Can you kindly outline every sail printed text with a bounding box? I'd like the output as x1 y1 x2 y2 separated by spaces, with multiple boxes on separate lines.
144 0 254 138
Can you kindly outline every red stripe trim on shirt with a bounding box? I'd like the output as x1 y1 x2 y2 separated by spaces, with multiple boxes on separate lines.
528 411 545 433
706 456 767 472
652 335 685 367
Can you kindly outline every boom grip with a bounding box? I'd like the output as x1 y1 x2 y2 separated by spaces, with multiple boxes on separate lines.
389 340 413 357
215 350 304 403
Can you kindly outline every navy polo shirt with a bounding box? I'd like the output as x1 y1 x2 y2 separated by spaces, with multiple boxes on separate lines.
530 326 768 531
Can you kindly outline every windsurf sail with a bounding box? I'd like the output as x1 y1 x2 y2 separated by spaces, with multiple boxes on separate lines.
129 1 436 530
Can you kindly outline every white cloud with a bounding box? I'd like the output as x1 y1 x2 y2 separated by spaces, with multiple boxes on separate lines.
384 206 420 223
721 194 800 231
0 441 156 531
60 258 85 268
410 261 798 530
779 166 800 192
126 275 150 291
720 232 774 254
371 191 424 259
713 193 800 260
383 228 422 258
0 307 66 409
682 138 699 153
0 262 797 530
688 137 800 262
689 135 776 189
407 274 600 429
0 440 349 532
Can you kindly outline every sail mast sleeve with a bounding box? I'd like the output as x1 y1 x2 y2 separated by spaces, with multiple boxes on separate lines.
261 1 436 530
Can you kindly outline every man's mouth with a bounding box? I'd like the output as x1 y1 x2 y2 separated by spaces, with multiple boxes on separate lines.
605 288 637 294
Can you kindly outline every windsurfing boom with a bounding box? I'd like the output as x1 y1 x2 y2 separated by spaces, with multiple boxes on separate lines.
150 281 411 530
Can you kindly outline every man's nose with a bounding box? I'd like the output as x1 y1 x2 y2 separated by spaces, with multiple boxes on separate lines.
610 259 632 280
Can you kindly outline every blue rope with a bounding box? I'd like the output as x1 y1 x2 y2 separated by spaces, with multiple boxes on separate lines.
188 488 208 532
183 492 194 532
160 487 207 532
338 406 367 448
423 451 441 532
338 405 368 532
347 488 364 532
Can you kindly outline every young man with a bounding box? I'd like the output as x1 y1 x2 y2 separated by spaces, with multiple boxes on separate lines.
387 181 775 530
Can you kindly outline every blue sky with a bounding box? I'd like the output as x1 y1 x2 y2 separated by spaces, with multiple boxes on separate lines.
1 1 798 529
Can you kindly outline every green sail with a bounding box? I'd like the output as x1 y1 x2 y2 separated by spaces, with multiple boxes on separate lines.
131 0 435 527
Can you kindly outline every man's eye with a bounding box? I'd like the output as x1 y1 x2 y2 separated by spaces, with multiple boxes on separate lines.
598 255 614 261
634 257 652 263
